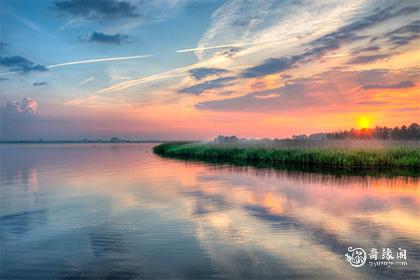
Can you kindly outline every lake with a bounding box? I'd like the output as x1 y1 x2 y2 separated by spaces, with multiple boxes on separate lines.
1 144 419 279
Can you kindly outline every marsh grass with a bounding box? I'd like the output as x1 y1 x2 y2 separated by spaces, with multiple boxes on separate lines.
153 140 420 168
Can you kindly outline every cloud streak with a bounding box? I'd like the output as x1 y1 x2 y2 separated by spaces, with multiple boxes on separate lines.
384 20 420 48
362 81 415 90
53 0 188 33
10 13 54 39
347 54 392 65
176 40 281 53
54 0 139 20
97 63 201 94
238 5 420 78
195 69 420 112
179 77 237 95
80 76 96 85
189 67 228 80
241 57 300 78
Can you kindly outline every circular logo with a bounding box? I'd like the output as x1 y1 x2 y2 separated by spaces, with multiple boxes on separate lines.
345 247 367 267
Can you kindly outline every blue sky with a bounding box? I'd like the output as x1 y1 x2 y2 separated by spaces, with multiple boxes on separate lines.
1 0 419 139
1 0 218 83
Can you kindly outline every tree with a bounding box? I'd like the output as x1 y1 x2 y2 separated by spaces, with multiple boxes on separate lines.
327 123 419 140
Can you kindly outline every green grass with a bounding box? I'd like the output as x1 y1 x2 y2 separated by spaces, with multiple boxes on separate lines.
153 141 420 168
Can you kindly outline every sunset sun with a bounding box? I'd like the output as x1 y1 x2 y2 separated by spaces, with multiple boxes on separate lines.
358 117 371 129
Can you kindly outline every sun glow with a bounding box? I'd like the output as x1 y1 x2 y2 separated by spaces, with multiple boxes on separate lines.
358 117 371 129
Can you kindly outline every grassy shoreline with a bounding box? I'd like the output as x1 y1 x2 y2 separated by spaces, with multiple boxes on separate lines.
153 142 420 168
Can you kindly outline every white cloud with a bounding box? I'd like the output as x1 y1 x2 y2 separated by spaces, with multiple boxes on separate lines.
4 97 39 114
196 0 367 63
1 97 40 139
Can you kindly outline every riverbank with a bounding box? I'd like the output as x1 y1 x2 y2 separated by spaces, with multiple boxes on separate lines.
153 141 420 168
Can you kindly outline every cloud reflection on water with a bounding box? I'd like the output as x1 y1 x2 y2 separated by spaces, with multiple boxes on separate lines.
1 144 419 279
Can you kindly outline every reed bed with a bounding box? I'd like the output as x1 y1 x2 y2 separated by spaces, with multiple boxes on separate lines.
153 140 420 168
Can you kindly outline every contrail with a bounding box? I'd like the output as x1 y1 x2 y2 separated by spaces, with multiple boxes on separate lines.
47 54 153 69
0 55 154 76
97 63 250 94
80 76 96 85
176 40 282 53
97 65 194 94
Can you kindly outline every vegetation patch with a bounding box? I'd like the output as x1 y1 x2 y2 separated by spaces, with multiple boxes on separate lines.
153 141 420 168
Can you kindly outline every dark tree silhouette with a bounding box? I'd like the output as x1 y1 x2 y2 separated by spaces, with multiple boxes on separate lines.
327 123 420 140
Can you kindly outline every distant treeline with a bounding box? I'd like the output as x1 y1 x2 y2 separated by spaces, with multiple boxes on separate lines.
326 123 420 140
213 123 420 144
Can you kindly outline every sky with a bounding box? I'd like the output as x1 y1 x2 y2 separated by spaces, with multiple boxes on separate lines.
0 0 419 140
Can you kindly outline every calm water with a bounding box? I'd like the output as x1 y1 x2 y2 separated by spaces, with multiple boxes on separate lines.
1 144 419 280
